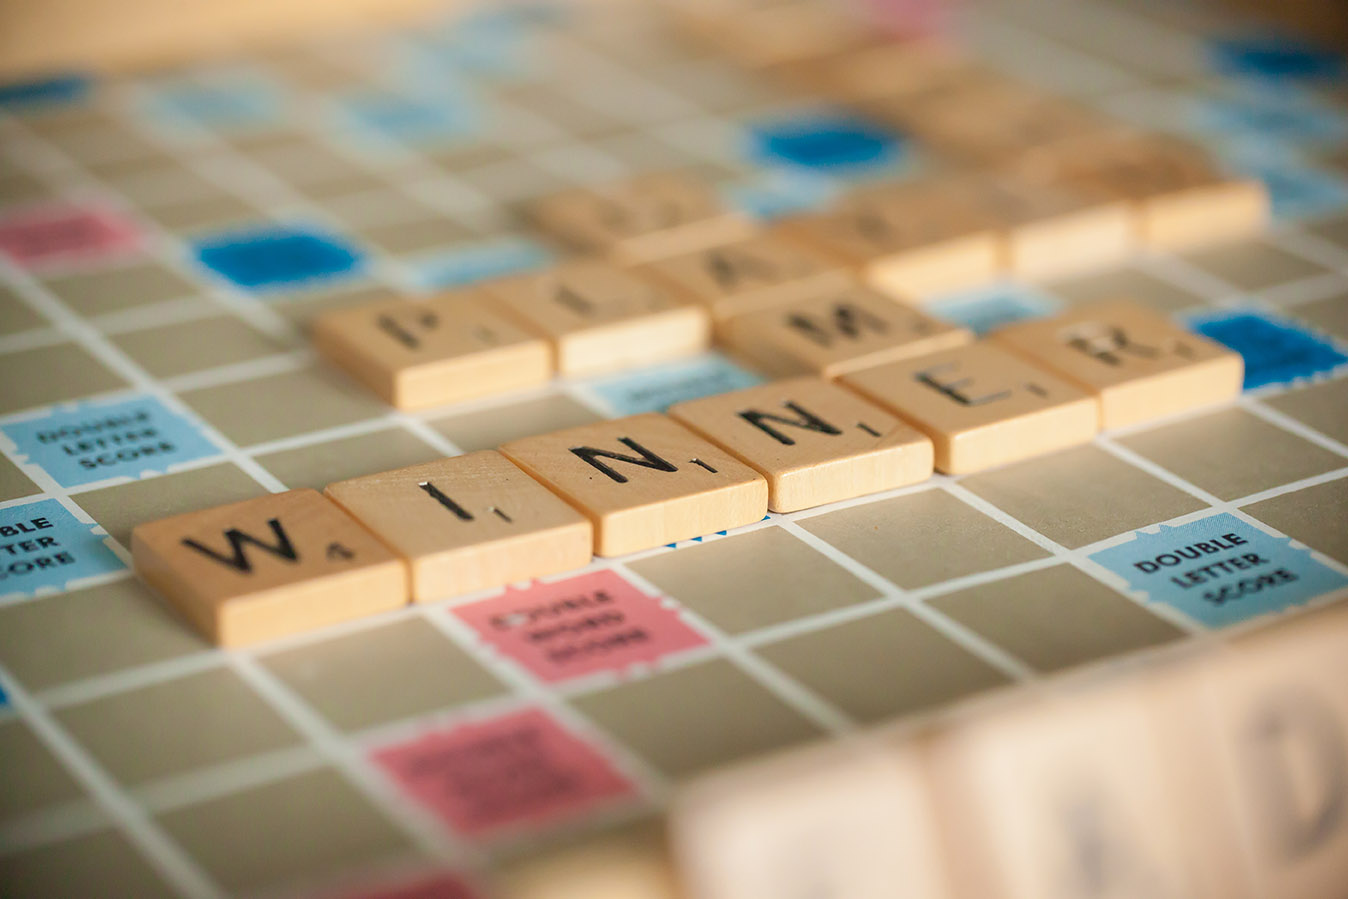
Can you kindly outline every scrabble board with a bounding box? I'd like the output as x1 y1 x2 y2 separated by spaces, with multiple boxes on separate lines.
2 0 1348 896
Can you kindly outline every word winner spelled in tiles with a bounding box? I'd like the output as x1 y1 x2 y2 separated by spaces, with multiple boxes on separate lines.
500 413 767 556
325 451 592 602
669 377 933 512
131 489 406 646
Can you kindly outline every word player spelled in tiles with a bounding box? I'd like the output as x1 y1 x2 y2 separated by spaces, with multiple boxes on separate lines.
840 342 1098 474
312 291 552 410
718 282 972 378
668 377 933 512
991 299 1244 429
325 451 593 603
131 489 406 646
499 413 767 556
526 172 754 264
484 260 710 377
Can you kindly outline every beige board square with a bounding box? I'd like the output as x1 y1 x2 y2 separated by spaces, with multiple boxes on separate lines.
1181 239 1331 293
719 282 972 379
526 172 753 263
772 180 1001 299
1242 477 1348 565
991 299 1243 429
429 393 603 452
0 719 87 820
798 488 1050 588
0 452 39 502
256 426 443 492
156 768 412 895
140 195 263 234
0 285 49 335
0 171 53 205
840 341 1098 474
312 292 552 410
131 488 407 646
673 740 949 899
0 344 128 416
356 216 476 256
756 607 1010 723
905 90 1120 165
0 578 207 690
1288 292 1348 342
635 231 852 320
111 314 291 378
484 261 710 377
928 682 1224 899
570 658 823 778
1117 407 1346 501
0 829 176 899
1264 377 1348 447
928 565 1184 672
1045 264 1208 314
501 413 767 556
957 175 1134 281
627 526 880 634
669 376 933 512
1011 135 1268 251
327 451 593 602
260 617 507 732
43 261 198 316
806 39 982 103
1306 214 1348 251
688 2 872 69
961 444 1207 549
74 461 265 547
274 284 395 329
54 667 303 786
1172 605 1348 898
178 365 389 447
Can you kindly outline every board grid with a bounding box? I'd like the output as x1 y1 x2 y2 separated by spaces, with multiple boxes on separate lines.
2 0 1348 896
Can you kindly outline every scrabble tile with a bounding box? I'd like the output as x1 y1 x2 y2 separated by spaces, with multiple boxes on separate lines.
840 342 1098 474
756 607 1010 722
668 377 933 512
54 667 303 786
799 488 1049 587
569 658 822 777
905 93 1120 165
927 681 1228 899
312 292 552 410
131 489 407 646
500 827 678 899
959 175 1134 281
627 527 879 635
990 299 1244 429
636 232 850 320
689 1 873 69
525 172 753 264
260 618 506 732
0 830 177 899
929 565 1183 672
961 445 1206 549
673 740 949 899
326 451 593 602
807 39 982 103
718 283 972 379
773 180 1002 299
1242 477 1348 567
484 261 710 377
1013 135 1269 251
499 414 767 556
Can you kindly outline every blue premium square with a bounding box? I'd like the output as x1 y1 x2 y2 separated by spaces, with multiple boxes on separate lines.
927 283 1062 336
194 225 366 292
0 499 124 599
586 354 764 416
1190 308 1348 389
749 111 905 176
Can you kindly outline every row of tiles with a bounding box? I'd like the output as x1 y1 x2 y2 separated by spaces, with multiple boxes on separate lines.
134 297 1243 647
501 599 1348 899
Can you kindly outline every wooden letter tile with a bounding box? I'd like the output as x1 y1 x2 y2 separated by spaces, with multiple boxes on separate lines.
525 172 753 264
990 299 1243 429
669 376 932 512
499 413 767 556
636 232 851 321
325 451 592 603
131 489 406 647
484 261 710 376
312 291 551 410
840 342 1098 474
718 282 972 378
773 180 1002 299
